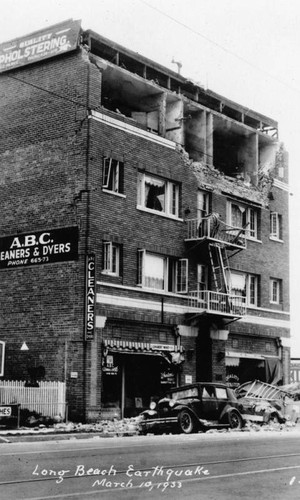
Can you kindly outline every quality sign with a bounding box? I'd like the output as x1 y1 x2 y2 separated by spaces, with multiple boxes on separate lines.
0 227 79 269
0 19 81 73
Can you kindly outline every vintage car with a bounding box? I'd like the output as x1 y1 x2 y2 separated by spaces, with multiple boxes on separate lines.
234 381 288 425
236 397 286 424
138 383 245 434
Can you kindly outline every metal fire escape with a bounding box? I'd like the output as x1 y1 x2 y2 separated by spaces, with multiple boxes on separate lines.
185 215 247 318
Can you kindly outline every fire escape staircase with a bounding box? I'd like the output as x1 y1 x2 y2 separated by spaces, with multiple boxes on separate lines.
208 243 230 296
186 218 247 319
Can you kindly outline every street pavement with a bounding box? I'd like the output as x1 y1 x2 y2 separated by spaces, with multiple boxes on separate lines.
1 427 300 499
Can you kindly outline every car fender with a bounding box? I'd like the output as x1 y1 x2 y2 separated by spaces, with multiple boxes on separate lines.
140 409 159 419
220 405 244 424
172 404 199 422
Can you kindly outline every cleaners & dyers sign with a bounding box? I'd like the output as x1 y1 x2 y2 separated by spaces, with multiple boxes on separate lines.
0 227 79 269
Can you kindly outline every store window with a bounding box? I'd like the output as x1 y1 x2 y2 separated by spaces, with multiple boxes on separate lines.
227 201 258 239
0 341 5 377
270 278 282 304
230 271 259 306
102 241 121 276
270 212 283 240
137 250 188 293
137 172 180 217
103 157 124 194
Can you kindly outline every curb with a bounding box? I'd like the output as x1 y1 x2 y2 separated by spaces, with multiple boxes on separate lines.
0 431 139 443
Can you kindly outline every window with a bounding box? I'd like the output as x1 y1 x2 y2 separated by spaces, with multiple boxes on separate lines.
270 278 282 304
137 250 188 293
228 202 258 239
197 264 208 292
103 157 124 194
230 272 259 306
102 242 121 276
137 172 180 217
215 387 228 399
197 190 210 221
270 212 283 240
202 386 216 398
0 341 4 377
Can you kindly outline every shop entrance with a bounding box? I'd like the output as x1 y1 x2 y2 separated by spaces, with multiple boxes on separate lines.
102 353 176 418
226 356 282 387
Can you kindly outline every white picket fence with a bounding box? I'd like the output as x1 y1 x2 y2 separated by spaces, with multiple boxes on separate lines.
0 381 66 419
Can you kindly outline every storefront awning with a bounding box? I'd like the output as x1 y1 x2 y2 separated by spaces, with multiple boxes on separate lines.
103 339 183 354
226 357 240 367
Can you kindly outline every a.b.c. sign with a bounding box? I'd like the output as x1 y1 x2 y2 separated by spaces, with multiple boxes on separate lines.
0 227 79 269
0 19 81 73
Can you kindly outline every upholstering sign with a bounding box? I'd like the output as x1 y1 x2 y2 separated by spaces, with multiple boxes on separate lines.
0 19 81 73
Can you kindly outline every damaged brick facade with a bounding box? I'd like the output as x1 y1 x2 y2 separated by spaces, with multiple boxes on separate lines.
0 21 290 422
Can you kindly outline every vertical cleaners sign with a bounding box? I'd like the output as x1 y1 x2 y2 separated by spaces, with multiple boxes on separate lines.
85 255 96 341
0 19 81 73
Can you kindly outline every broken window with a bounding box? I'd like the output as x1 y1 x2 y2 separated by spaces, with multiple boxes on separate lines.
103 157 124 194
137 250 188 293
137 173 180 217
228 202 258 239
270 212 283 240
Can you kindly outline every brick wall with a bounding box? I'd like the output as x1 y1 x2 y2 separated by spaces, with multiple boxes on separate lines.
0 49 96 420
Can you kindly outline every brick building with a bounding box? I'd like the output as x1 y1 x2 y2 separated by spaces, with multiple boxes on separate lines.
0 20 290 421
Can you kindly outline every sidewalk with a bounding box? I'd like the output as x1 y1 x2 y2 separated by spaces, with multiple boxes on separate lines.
1 419 299 444
0 419 140 443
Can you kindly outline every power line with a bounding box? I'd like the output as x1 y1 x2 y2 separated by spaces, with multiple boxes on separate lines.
138 0 300 95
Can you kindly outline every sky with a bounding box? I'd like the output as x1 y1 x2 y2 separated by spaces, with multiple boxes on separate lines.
1 0 299 354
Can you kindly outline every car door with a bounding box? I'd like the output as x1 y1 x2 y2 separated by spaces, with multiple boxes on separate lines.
200 385 219 421
215 386 230 420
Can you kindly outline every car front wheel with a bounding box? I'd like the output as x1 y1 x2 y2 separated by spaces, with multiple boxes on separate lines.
178 410 196 434
228 411 242 430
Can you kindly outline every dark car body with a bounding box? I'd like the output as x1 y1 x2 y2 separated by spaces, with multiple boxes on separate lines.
138 382 245 434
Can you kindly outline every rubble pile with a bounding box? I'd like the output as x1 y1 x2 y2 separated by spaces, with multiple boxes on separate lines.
53 418 141 436
4 417 142 437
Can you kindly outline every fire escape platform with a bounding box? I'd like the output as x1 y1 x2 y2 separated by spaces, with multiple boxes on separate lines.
185 218 247 251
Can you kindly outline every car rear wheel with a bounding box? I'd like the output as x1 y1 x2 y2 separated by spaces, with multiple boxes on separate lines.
228 411 242 430
178 410 196 434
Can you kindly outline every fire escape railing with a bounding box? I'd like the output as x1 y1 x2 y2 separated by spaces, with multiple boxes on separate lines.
185 218 247 249
188 290 247 317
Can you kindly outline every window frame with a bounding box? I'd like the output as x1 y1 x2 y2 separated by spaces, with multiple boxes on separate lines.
102 241 121 276
137 250 188 293
137 172 180 218
230 271 259 307
270 212 283 241
197 190 210 222
0 341 5 377
270 278 282 304
227 201 258 240
197 264 208 292
102 157 124 194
